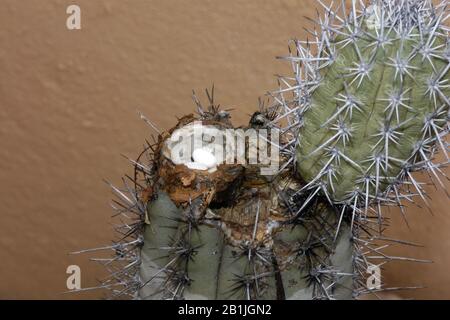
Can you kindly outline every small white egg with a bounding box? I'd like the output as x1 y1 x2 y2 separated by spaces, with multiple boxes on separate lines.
192 148 217 169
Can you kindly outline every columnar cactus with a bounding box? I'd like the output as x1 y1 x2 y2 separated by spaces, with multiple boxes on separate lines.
77 0 449 300
137 101 360 300
274 0 449 219
132 98 355 300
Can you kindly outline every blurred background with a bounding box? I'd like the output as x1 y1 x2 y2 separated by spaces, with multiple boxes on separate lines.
0 0 449 299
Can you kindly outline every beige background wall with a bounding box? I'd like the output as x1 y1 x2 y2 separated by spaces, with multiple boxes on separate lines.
0 0 448 299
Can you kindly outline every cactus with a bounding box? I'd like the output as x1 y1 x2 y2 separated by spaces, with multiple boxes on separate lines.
297 25 449 202
127 95 355 300
73 90 359 300
76 0 449 300
273 0 449 217
267 0 449 294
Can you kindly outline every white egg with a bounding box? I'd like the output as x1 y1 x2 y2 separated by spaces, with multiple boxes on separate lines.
192 148 217 169
185 162 208 171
